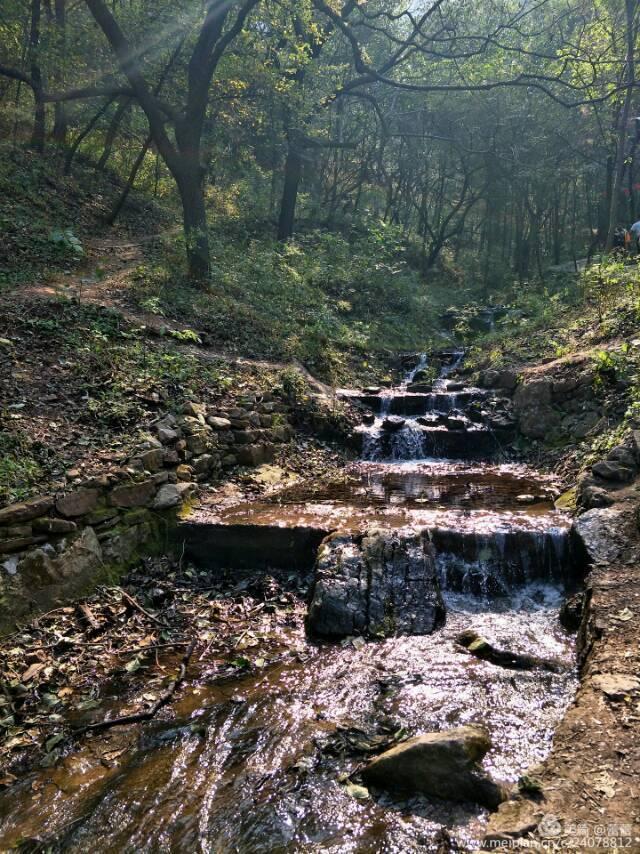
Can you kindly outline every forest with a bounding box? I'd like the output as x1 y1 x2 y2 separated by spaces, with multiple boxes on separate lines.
1 2 640 852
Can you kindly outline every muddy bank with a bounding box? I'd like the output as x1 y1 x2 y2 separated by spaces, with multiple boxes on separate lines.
483 500 640 851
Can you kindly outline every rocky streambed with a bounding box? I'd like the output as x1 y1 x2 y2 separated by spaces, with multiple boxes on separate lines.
0 352 593 851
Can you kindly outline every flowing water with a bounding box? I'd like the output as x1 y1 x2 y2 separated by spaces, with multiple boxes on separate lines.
0 353 581 853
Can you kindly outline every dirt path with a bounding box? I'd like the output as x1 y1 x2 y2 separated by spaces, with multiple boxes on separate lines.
19 231 335 395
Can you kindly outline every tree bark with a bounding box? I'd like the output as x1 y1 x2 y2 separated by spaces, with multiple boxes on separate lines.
105 135 152 225
29 0 46 152
277 139 302 241
51 0 67 143
605 0 637 251
176 166 211 280
97 97 130 171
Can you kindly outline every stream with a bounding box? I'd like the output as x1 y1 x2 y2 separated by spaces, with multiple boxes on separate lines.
0 353 581 853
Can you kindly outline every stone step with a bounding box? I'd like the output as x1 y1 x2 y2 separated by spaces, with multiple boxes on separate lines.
176 517 581 592
338 389 489 416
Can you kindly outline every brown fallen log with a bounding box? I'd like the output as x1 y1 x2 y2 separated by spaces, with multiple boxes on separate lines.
456 629 567 673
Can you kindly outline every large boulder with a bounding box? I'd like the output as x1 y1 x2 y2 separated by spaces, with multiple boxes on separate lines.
513 379 557 439
307 529 445 639
362 725 506 809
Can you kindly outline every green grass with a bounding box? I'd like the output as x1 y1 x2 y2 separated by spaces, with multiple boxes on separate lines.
127 222 445 384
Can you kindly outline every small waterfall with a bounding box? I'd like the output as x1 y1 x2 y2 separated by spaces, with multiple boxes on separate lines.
432 528 574 598
433 349 465 390
405 352 429 384
361 418 426 461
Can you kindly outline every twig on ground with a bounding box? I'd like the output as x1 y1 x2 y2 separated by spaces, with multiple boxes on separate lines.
116 586 167 626
76 637 196 734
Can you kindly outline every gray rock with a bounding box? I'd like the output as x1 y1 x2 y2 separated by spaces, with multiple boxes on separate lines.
513 379 557 439
139 448 164 472
494 369 518 392
32 517 78 535
55 489 101 518
0 495 54 525
607 445 636 469
362 726 506 809
208 416 232 430
574 506 634 564
109 479 157 508
579 483 615 510
307 529 445 639
153 484 182 510
592 460 634 482
236 444 275 466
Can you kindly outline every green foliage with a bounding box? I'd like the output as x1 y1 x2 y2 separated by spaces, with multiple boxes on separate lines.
49 228 84 258
128 224 436 384
0 432 44 504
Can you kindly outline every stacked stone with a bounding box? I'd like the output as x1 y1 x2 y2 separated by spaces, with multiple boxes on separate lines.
0 392 294 630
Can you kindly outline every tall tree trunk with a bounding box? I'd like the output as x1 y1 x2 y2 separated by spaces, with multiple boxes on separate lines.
176 166 210 280
51 0 67 143
606 0 637 250
106 135 152 225
29 0 45 152
64 97 115 174
277 139 302 241
97 97 130 171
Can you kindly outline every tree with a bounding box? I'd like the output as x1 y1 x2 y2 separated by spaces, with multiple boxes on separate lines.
82 0 260 280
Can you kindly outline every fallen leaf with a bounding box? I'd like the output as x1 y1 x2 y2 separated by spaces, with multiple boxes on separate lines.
45 733 64 753
21 662 46 682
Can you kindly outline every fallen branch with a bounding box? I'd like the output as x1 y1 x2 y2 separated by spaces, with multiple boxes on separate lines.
115 641 191 655
76 638 196 734
117 586 166 626
456 630 567 673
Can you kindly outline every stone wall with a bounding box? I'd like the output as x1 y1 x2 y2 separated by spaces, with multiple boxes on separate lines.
480 356 602 442
0 391 293 633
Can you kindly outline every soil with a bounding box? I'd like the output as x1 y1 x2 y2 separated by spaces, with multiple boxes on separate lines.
484 492 640 852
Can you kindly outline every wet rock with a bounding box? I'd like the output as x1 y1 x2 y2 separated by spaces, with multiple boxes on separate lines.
516 494 536 505
307 529 445 639
591 460 634 482
445 381 465 392
382 416 406 431
361 413 376 427
362 386 382 395
0 495 54 525
560 592 584 632
444 416 466 430
456 629 565 673
362 725 506 809
416 414 439 426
